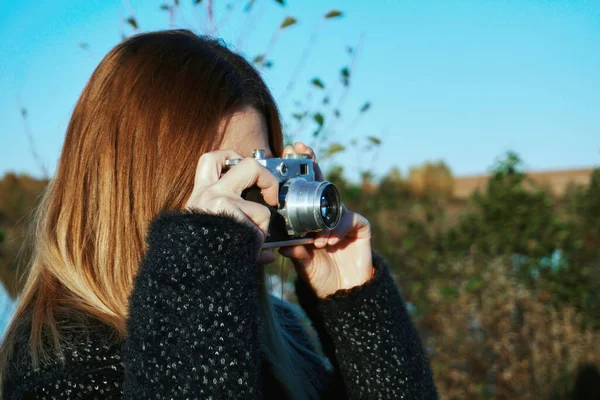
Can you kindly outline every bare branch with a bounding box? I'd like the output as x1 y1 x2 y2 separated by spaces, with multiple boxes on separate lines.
212 3 239 36
17 97 48 179
279 19 323 104
236 0 268 50
206 0 215 32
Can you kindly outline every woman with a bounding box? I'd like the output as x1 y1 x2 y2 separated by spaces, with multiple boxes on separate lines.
0 30 436 399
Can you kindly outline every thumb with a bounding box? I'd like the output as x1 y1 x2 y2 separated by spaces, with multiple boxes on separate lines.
278 245 313 268
279 245 314 283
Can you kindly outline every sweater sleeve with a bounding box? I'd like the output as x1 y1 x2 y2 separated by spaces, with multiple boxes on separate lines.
294 252 438 400
123 210 264 399
1 320 126 399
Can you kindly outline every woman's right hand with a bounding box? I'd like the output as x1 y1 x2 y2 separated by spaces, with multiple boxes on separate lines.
184 150 279 264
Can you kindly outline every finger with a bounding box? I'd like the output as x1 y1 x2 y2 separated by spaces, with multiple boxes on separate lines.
257 249 276 265
193 150 244 188
215 158 279 206
313 162 325 181
293 142 313 158
282 145 295 157
327 207 371 245
202 194 272 239
227 196 273 238
278 246 312 282
313 231 331 248
324 206 353 242
312 203 346 247
328 235 342 246
222 204 265 241
278 245 313 268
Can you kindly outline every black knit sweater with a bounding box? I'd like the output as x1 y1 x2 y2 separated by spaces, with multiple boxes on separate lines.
2 211 437 399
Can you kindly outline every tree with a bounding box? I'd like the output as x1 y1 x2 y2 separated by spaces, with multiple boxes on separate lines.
0 173 48 297
564 168 600 266
407 160 455 200
439 152 572 263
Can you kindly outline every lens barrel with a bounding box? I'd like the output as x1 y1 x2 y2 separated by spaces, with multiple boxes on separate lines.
284 179 341 234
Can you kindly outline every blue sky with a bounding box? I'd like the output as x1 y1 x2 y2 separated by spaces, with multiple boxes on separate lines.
1 0 599 182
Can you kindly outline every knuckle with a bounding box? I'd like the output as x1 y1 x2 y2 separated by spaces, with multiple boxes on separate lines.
198 151 216 164
240 157 259 169
266 172 278 185
241 158 268 177
258 204 271 218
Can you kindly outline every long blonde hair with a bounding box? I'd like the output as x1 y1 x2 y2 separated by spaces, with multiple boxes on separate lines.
1 30 324 399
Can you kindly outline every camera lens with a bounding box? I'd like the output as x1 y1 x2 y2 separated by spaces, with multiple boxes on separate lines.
320 185 340 228
282 179 341 234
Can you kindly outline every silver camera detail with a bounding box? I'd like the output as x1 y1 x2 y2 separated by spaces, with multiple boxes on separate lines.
224 149 342 248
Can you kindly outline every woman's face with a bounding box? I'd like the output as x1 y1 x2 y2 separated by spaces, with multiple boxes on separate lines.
219 107 273 158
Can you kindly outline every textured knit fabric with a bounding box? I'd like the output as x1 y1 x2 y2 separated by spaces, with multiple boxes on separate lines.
2 210 437 399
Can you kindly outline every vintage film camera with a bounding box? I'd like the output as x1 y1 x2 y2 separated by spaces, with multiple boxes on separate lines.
224 149 342 248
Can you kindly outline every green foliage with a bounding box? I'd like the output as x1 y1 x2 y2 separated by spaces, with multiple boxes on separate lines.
408 160 454 199
325 151 600 332
313 113 324 126
340 67 350 86
564 169 600 264
403 160 600 394
252 54 265 64
428 153 600 326
0 173 48 297
312 113 324 137
366 136 380 145
310 78 325 89
279 16 297 29
126 17 138 30
439 153 571 259
323 142 345 159
324 10 342 19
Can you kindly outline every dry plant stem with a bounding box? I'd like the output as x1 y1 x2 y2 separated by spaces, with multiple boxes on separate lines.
279 19 324 105
17 98 48 179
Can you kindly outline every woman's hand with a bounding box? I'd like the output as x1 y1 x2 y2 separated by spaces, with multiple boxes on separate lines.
278 143 374 298
185 150 278 265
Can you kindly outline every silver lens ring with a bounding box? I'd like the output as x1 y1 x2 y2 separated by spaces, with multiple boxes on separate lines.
284 179 341 234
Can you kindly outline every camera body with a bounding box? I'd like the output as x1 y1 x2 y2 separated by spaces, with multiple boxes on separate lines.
224 149 342 248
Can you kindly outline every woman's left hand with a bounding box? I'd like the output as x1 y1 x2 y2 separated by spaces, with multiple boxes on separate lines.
278 142 374 299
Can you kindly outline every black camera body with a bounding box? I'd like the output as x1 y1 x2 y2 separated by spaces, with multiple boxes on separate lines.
224 149 342 248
